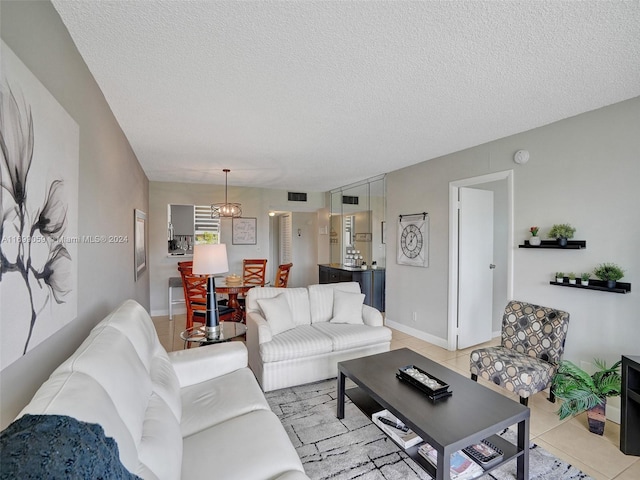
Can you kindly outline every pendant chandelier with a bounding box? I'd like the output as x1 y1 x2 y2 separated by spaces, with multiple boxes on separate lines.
211 169 242 218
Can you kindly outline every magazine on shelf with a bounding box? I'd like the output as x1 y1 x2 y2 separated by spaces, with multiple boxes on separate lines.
372 410 422 449
417 442 484 480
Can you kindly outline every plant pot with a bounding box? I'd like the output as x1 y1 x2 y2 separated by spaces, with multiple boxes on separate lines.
587 400 606 435
607 280 617 289
556 277 564 283
557 237 568 247
581 280 589 286
569 279 576 284
529 236 541 246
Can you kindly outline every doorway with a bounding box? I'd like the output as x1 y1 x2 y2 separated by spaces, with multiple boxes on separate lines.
447 170 514 351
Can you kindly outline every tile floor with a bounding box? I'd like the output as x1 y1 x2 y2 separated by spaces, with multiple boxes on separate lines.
153 314 639 480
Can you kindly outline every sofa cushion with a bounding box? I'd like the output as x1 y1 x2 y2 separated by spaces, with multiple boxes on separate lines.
180 368 270 438
257 293 297 335
182 410 305 480
330 290 365 324
260 325 333 363
246 287 312 326
312 322 392 351
308 282 362 324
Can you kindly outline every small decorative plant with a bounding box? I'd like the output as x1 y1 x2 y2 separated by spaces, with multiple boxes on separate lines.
568 272 576 284
593 263 625 282
552 359 622 434
529 226 539 236
556 272 564 282
581 273 590 285
548 223 576 240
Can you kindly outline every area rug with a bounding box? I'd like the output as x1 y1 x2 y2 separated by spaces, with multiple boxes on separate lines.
265 379 594 480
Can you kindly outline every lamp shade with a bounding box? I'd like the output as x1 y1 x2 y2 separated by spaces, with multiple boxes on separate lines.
192 244 229 275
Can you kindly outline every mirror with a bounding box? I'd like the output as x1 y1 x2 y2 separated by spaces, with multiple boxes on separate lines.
329 176 385 268
168 204 194 254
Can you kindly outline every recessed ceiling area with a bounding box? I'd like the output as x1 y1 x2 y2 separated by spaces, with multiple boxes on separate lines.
52 1 640 192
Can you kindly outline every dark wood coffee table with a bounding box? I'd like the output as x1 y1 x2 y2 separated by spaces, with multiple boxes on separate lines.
337 348 530 480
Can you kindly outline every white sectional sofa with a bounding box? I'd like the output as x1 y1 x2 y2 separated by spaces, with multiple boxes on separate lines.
246 282 392 392
3 300 308 480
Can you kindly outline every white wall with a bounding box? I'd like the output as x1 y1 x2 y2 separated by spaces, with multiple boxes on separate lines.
149 182 326 316
386 97 640 372
1 1 149 428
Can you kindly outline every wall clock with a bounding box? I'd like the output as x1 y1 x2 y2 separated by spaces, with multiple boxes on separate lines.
397 213 429 267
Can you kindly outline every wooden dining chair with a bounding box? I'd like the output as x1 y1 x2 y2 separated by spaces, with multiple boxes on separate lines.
242 259 268 286
177 261 233 331
274 263 293 288
236 259 268 319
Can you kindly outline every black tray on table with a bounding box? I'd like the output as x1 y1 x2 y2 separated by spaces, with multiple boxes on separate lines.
396 364 452 401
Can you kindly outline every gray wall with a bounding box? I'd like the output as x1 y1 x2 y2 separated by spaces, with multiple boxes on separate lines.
1 1 149 429
386 97 640 371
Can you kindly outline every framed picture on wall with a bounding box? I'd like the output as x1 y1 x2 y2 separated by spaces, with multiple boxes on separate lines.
134 209 147 280
232 217 257 245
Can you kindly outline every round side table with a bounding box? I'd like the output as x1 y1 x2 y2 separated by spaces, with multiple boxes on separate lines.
180 322 246 347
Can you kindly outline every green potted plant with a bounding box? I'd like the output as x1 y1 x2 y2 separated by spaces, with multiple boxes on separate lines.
548 223 576 247
529 226 541 246
580 273 590 286
555 272 564 283
593 262 625 288
568 272 576 284
552 359 622 435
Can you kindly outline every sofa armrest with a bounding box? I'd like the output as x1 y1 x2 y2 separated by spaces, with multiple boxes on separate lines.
362 305 384 327
168 341 248 388
246 311 273 345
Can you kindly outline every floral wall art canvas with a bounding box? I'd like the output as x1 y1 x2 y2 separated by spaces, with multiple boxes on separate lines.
1 41 79 370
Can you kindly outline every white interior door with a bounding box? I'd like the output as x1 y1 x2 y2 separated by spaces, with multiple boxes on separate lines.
457 187 494 349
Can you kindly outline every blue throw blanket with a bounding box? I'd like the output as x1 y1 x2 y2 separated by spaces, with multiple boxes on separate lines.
0 414 141 479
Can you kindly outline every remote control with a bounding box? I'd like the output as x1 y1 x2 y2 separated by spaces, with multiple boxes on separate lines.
377 416 409 432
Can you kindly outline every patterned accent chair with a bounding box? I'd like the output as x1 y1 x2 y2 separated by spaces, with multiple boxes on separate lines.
470 300 570 406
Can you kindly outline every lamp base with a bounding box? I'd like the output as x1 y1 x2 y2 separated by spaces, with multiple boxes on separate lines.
205 324 220 340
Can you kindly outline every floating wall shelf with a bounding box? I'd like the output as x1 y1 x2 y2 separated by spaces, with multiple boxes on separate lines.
519 240 586 249
550 279 631 294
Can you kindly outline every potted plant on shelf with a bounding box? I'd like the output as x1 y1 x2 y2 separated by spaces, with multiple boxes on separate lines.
548 223 576 247
581 273 590 286
552 358 622 435
529 226 541 246
593 262 625 289
568 272 576 284
555 272 564 283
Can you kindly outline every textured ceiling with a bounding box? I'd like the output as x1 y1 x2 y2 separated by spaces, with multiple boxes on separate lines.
52 1 640 192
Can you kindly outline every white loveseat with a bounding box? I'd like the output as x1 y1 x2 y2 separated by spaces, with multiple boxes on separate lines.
8 300 308 480
246 282 392 392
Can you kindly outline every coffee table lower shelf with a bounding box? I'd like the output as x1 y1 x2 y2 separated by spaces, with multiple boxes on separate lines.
346 386 524 479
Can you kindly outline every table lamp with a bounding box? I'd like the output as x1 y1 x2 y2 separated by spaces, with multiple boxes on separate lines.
192 244 229 339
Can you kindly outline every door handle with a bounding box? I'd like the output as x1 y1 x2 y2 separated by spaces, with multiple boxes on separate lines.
489 264 496 269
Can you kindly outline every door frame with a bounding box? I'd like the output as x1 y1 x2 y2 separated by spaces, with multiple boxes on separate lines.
447 170 514 351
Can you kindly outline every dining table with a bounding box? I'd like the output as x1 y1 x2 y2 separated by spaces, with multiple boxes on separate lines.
215 282 255 323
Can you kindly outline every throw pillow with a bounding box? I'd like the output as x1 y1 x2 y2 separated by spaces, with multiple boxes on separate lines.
257 294 297 335
330 290 365 324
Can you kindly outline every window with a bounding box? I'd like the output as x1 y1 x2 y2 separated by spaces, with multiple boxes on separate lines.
195 205 221 244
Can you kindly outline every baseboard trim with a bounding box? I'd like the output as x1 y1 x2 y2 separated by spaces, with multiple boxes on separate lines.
384 318 449 350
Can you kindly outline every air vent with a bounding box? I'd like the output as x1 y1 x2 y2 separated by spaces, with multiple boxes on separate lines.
288 192 308 202
342 195 359 205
